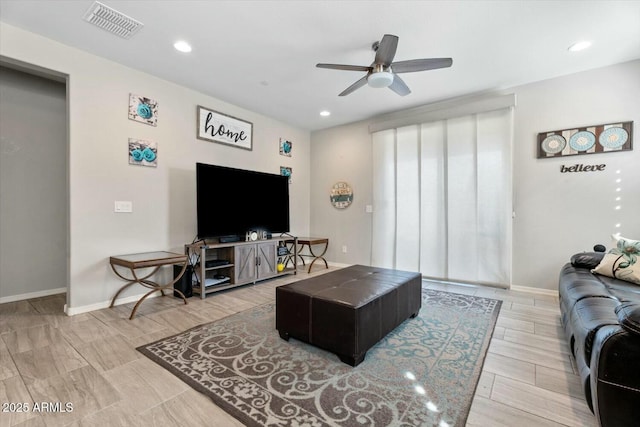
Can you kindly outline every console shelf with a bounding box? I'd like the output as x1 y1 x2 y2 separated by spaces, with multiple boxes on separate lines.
185 237 297 299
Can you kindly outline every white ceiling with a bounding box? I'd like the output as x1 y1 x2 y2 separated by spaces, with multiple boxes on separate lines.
1 0 639 131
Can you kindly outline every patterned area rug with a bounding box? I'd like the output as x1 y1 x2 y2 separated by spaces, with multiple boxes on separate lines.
138 289 501 426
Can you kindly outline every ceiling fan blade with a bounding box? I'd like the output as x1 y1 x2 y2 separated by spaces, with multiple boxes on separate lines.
392 58 453 73
374 34 398 66
316 63 371 72
339 75 368 96
388 74 411 96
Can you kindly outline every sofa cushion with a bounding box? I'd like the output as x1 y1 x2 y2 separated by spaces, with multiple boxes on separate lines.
559 264 613 310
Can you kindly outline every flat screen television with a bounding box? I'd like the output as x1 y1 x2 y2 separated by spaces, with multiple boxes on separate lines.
196 163 290 239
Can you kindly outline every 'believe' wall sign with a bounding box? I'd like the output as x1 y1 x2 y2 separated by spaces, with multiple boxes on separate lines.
560 163 606 173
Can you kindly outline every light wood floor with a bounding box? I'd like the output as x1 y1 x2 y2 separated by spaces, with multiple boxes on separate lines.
0 267 597 427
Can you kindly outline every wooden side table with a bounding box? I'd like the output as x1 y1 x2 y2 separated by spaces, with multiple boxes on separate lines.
295 237 329 273
109 251 188 319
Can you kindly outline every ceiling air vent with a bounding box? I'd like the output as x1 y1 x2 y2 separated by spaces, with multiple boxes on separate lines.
83 1 143 39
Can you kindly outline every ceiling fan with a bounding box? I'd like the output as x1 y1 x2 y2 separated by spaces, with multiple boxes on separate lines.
316 34 452 97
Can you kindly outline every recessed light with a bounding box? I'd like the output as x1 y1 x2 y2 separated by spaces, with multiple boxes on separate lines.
173 40 192 53
320 110 331 117
568 41 591 52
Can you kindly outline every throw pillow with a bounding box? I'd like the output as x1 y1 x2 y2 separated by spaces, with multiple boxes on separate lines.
571 252 605 269
611 234 640 251
592 241 640 285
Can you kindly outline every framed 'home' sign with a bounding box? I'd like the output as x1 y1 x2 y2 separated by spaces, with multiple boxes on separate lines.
197 105 253 150
537 121 633 159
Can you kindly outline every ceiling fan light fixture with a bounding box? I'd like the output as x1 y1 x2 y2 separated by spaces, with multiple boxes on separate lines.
367 71 394 88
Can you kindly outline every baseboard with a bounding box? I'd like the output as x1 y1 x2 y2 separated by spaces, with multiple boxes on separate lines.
510 285 558 297
327 261 352 268
65 291 162 316
0 287 66 304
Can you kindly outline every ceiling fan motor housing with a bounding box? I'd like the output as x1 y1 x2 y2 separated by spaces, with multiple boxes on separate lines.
368 71 394 88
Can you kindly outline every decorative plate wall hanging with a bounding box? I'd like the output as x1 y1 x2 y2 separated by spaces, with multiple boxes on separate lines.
537 121 633 158
330 182 353 209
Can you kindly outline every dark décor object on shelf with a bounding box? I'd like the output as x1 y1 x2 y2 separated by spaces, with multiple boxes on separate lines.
196 163 289 239
594 244 607 253
559 253 640 427
138 286 501 427
277 265 421 366
537 121 633 159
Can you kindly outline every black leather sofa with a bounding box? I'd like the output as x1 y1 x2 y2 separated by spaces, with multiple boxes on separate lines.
559 252 640 426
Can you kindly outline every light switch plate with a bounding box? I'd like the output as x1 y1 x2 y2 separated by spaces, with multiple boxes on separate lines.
114 201 133 213
365 205 373 213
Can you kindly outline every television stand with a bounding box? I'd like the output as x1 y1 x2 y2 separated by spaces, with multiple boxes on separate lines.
185 237 297 299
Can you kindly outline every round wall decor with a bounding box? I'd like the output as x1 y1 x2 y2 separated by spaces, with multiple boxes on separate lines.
599 127 628 149
541 135 566 154
330 182 353 209
569 131 596 152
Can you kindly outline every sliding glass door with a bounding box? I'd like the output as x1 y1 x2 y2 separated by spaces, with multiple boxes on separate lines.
371 108 513 287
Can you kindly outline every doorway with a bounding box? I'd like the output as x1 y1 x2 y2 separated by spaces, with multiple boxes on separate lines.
0 63 69 307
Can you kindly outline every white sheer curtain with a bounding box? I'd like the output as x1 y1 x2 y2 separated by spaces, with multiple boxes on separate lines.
371 107 513 287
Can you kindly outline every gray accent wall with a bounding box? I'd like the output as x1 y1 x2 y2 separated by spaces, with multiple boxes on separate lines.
0 66 68 299
311 60 640 291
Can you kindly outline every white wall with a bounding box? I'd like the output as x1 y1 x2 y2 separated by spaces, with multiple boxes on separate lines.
311 60 640 291
512 60 640 290
0 23 310 311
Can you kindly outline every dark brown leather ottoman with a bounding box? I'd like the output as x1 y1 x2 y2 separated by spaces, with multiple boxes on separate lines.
276 265 422 366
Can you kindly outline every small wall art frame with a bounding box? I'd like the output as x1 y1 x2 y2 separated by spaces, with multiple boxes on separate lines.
279 138 292 157
280 166 292 183
128 94 158 126
197 105 253 150
537 121 633 159
128 138 157 167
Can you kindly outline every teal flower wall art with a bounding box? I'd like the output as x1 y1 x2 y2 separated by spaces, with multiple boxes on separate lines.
128 138 157 167
128 93 159 126
279 138 293 157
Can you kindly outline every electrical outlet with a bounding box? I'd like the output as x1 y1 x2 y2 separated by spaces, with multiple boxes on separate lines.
342 245 347 253
114 201 133 213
